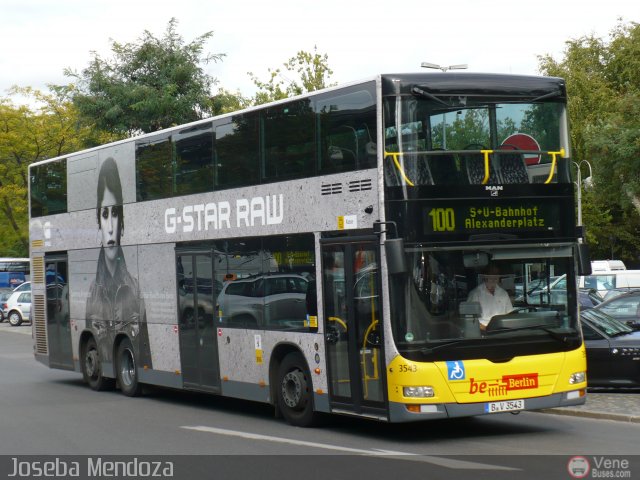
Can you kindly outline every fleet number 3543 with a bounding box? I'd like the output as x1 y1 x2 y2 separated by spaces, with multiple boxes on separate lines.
428 208 456 232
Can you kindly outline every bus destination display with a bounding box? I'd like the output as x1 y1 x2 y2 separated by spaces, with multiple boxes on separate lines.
425 200 562 238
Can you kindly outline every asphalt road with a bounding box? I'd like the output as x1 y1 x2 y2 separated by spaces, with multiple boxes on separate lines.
1 323 639 480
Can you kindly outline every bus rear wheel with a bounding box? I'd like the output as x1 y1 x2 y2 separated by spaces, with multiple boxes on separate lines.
277 352 318 427
116 337 143 397
81 336 115 391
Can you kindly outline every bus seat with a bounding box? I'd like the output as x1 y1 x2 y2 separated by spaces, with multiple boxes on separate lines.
463 151 500 185
412 154 434 185
498 145 529 184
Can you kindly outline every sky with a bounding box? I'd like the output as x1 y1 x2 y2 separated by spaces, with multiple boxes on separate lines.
1 0 638 102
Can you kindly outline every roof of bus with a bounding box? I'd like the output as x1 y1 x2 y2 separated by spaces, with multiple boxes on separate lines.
381 72 566 98
29 72 565 169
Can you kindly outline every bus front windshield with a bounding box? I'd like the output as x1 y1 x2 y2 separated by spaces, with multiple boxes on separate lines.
383 97 569 187
387 245 581 361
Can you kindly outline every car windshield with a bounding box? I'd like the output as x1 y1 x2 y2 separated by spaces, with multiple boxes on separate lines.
582 309 633 336
387 244 580 361
599 294 640 318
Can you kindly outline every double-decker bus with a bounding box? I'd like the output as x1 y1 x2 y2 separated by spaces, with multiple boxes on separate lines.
29 73 588 426
0 257 30 289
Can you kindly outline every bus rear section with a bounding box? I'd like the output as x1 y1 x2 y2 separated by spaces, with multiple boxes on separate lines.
379 73 587 421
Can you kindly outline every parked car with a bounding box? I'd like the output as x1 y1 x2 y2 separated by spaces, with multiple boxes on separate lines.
2 290 32 326
0 288 13 322
594 290 640 330
579 289 602 309
12 280 31 293
581 308 640 388
216 274 308 328
580 270 640 298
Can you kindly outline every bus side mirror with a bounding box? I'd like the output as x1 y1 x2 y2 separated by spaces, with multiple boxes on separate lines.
385 238 406 275
577 243 591 276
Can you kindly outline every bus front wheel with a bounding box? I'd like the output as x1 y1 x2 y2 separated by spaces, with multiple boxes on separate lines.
277 352 318 427
116 337 143 397
81 337 115 391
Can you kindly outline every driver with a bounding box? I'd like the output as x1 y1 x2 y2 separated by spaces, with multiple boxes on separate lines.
467 264 513 330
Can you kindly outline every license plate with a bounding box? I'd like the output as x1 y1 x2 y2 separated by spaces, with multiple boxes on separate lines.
485 399 525 413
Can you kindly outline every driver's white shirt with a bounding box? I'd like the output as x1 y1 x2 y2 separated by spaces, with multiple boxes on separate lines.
467 284 513 326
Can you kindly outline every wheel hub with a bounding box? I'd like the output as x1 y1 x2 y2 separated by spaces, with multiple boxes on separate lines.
85 350 98 377
282 370 304 409
120 349 136 387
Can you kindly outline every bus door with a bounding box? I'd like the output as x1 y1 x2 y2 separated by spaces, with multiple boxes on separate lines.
45 255 73 370
177 250 221 392
321 238 386 416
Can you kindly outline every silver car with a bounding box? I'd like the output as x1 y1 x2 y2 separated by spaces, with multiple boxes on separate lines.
3 290 32 326
216 274 308 328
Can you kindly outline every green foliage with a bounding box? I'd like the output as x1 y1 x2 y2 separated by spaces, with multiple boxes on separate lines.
66 18 224 135
211 88 252 115
0 87 104 256
249 47 335 105
538 20 640 264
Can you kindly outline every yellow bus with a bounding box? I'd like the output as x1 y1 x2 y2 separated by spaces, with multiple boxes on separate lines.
29 72 587 426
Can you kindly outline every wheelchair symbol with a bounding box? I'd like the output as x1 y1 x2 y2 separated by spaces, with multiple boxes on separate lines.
447 361 466 380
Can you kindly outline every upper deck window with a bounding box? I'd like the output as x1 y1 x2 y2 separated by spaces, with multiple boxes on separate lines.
136 134 172 201
174 124 214 196
131 81 376 202
316 86 376 174
214 113 260 190
30 159 67 217
384 95 567 187
263 100 315 181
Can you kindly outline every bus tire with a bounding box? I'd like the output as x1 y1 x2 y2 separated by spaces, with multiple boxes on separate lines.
8 311 22 326
81 336 115 391
116 337 143 397
276 352 318 427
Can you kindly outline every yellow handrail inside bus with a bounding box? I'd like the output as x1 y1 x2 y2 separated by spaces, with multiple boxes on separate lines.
544 148 565 184
480 149 494 185
361 319 379 399
384 152 415 186
328 316 347 331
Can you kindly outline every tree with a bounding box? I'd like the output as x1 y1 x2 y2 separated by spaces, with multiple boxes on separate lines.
66 18 224 136
0 87 105 256
211 87 252 115
248 47 335 105
538 21 640 263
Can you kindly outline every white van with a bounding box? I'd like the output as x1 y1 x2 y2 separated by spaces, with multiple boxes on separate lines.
580 269 640 295
590 260 626 272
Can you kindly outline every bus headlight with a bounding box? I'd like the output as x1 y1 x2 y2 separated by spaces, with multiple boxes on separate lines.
569 372 586 384
403 386 435 398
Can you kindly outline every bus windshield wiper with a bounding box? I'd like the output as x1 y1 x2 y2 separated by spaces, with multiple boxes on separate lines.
487 324 573 344
411 87 449 107
419 340 470 354
530 89 562 102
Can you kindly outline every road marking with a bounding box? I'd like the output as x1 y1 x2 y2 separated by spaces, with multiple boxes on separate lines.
183 425 401 455
182 426 517 470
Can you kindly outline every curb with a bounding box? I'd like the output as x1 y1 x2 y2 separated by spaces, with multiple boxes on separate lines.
539 408 640 424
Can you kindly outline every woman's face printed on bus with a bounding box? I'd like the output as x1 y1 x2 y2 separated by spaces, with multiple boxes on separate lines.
99 186 121 262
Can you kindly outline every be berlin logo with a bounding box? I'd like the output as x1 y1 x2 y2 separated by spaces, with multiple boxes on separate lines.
6 457 174 477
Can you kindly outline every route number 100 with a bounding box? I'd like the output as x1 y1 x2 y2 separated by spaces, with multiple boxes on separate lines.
428 208 456 232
